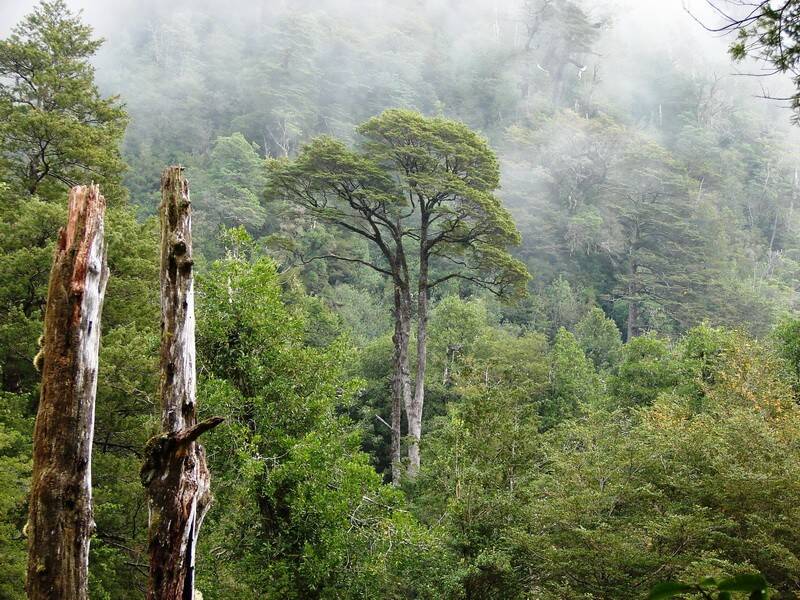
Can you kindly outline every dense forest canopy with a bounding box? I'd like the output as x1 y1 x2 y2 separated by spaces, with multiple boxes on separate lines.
4 0 800 598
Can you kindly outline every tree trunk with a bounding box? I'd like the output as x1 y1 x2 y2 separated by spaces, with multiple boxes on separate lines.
141 166 222 600
626 257 639 342
626 300 638 342
26 185 109 600
390 286 412 485
408 259 428 478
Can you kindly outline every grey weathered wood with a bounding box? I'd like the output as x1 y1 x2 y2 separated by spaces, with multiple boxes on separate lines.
26 184 109 600
142 166 222 600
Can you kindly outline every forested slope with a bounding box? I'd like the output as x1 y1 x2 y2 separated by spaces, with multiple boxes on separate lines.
3 0 800 598
90 0 800 339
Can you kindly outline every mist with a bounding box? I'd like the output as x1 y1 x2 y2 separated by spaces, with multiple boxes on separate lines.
2 0 795 133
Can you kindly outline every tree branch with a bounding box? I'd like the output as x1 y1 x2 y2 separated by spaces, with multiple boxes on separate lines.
299 253 394 277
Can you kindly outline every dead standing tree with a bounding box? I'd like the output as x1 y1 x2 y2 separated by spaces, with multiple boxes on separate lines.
141 166 222 600
26 185 109 600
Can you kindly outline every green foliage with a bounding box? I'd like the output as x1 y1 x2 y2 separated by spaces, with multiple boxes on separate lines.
771 316 800 388
268 109 529 299
190 133 268 258
541 327 601 428
428 296 490 377
359 108 529 297
515 381 800 596
575 306 624 370
721 0 800 123
194 256 450 598
4 2 800 598
611 334 679 408
649 573 769 599
328 283 392 344
0 196 64 391
415 319 800 598
0 0 127 203
416 363 542 599
541 275 582 337
0 393 31 600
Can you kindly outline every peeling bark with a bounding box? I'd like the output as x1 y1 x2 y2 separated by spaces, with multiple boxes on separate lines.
142 166 222 600
26 184 109 600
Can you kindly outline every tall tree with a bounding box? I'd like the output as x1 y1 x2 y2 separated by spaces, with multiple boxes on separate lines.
269 134 411 483
26 185 109 600
359 110 528 476
0 0 129 395
599 137 709 339
189 133 268 258
268 109 528 480
140 167 222 600
520 0 603 105
0 0 127 203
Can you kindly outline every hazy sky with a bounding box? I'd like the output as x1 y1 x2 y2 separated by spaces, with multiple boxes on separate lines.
0 0 737 46
0 0 776 77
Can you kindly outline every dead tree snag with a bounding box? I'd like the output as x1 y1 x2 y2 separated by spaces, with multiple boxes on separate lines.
26 184 109 600
142 166 222 600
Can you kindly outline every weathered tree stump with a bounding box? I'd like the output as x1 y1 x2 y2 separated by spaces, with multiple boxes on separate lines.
142 166 222 600
26 184 109 600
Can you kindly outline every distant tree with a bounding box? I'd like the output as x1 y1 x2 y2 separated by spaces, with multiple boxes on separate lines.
541 328 600 429
610 335 680 408
575 306 623 370
232 14 320 158
268 109 528 480
600 137 709 339
428 297 489 387
190 133 268 257
520 0 603 105
543 275 581 337
0 0 127 202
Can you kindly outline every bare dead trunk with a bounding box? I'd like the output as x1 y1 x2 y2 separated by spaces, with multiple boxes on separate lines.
141 166 222 600
390 287 412 485
26 185 109 600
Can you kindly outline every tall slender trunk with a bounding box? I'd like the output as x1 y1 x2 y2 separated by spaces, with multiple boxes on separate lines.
141 166 222 600
626 299 638 342
26 185 109 600
390 286 412 485
408 255 428 478
626 256 639 342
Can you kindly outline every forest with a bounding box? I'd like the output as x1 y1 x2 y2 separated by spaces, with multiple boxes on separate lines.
3 0 800 598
